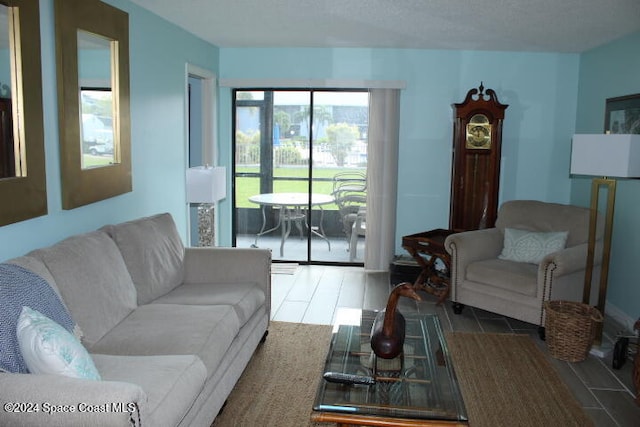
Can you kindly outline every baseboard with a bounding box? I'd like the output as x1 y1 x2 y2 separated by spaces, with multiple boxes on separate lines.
589 342 614 358
605 302 636 336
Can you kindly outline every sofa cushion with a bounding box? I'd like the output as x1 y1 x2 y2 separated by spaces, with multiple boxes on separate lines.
152 282 266 327
0 263 79 373
90 304 240 378
498 228 568 264
30 231 137 347
8 256 67 309
103 213 185 305
466 258 538 297
17 306 101 380
93 353 206 427
7 256 84 339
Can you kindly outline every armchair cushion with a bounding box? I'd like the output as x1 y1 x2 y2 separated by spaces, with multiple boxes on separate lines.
498 228 568 264
495 200 591 246
467 259 538 297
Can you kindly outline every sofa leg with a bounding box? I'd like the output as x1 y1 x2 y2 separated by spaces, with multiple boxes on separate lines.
452 302 464 314
260 330 269 343
538 326 546 341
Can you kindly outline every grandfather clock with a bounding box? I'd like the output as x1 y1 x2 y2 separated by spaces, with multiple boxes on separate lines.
450 83 508 231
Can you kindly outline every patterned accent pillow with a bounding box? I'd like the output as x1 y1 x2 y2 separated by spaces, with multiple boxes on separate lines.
0 263 79 373
498 228 569 264
17 306 101 380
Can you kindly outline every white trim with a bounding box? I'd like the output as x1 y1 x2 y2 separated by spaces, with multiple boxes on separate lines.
219 78 406 90
605 302 637 336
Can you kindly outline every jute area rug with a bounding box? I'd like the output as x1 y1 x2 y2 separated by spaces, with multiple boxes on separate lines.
446 332 593 427
211 323 593 427
211 321 332 427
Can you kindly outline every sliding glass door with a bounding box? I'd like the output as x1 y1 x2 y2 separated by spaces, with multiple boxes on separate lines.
233 90 369 264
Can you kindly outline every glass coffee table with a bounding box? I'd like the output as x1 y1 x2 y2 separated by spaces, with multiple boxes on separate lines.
312 309 468 426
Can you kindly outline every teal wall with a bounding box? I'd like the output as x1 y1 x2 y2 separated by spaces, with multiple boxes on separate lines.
0 0 218 261
218 48 580 253
2 0 636 324
573 31 640 323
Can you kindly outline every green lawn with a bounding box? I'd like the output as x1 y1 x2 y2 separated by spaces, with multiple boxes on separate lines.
235 166 364 209
82 154 113 168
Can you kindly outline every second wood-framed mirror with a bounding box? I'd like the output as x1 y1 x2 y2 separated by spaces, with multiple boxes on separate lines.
0 0 47 226
55 0 131 209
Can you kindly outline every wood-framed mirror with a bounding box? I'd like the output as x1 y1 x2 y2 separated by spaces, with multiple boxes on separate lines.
0 0 47 226
55 0 131 209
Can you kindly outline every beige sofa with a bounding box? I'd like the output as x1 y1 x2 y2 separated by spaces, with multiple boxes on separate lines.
0 213 271 426
444 200 600 335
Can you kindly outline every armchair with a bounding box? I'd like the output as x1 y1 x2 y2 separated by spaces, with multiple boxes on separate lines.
444 200 601 338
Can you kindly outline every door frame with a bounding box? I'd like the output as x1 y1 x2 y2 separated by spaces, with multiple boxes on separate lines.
232 89 369 264
184 63 217 246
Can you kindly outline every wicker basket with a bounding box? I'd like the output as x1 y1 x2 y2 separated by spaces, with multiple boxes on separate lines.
544 300 603 362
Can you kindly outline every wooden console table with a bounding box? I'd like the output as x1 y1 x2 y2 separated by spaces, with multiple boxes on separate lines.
402 229 457 305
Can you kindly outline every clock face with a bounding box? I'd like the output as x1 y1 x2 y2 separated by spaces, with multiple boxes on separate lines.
465 115 491 149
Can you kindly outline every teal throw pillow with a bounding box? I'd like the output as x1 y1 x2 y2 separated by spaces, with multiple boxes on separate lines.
498 228 569 264
0 263 80 373
16 306 101 380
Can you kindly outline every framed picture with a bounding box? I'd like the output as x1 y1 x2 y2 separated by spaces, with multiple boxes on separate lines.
604 93 640 134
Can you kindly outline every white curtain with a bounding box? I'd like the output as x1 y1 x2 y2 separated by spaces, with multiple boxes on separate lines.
365 89 401 271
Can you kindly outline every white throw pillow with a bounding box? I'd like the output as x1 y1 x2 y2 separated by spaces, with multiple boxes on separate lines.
498 228 569 264
16 306 101 380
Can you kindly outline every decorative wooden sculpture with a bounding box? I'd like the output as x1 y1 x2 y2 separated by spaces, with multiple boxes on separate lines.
370 283 422 359
450 83 508 231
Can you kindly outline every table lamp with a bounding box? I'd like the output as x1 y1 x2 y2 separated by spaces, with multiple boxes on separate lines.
186 166 226 246
570 134 640 355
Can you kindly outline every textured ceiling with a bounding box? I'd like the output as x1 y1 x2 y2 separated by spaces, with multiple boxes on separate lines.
128 0 640 52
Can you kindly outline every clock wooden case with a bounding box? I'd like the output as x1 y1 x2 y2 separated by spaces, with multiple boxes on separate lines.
450 83 508 231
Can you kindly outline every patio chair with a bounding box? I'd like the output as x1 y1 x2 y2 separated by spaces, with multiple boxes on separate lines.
331 172 367 254
349 205 366 261
332 171 367 194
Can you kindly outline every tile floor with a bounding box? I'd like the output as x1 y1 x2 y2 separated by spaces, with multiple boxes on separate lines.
270 264 640 427
236 233 365 263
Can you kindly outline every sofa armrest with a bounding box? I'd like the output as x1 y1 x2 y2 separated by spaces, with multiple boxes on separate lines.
539 243 591 277
445 228 503 300
183 247 271 313
537 241 603 301
445 228 504 264
0 373 146 426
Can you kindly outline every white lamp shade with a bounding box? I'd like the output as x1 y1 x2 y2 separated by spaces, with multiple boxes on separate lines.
571 134 640 178
186 166 227 203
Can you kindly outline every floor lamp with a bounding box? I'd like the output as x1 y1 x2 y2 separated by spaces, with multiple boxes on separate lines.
186 166 226 247
570 134 640 356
